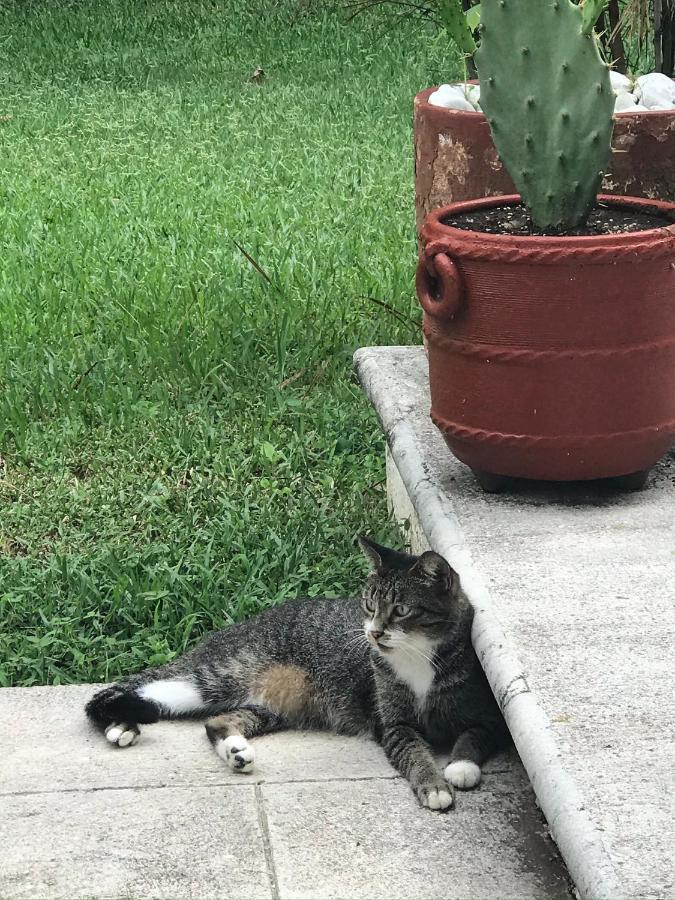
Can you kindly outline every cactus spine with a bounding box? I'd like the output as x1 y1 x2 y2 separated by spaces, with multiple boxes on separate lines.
474 0 614 232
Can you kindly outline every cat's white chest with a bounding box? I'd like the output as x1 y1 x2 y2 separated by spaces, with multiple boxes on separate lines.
383 635 437 703
387 653 434 702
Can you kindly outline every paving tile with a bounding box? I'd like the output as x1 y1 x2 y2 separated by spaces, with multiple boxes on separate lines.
263 776 570 900
0 785 271 899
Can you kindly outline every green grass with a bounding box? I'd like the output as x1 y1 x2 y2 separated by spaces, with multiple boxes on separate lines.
0 0 461 686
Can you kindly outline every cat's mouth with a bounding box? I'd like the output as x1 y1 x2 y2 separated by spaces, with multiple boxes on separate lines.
366 631 393 652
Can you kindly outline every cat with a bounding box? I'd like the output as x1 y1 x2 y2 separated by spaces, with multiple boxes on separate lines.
85 536 509 811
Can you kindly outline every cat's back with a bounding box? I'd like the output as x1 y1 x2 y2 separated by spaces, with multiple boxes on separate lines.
194 594 365 661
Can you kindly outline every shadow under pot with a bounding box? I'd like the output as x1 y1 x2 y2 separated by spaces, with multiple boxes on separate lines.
416 194 675 490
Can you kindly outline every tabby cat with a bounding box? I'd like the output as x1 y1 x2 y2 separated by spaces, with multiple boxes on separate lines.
86 537 509 811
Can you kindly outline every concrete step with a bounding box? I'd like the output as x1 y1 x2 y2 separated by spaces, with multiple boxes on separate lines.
354 345 675 900
0 684 570 900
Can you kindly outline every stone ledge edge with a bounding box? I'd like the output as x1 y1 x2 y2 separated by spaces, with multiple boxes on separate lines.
354 346 624 900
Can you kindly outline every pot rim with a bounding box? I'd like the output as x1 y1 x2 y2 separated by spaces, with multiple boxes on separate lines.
421 194 675 262
415 85 675 121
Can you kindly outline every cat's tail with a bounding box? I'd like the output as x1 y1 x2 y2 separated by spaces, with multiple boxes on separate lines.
85 682 161 747
85 674 211 747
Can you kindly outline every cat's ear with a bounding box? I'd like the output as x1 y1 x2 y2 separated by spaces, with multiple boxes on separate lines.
411 551 455 592
358 535 384 571
358 535 413 573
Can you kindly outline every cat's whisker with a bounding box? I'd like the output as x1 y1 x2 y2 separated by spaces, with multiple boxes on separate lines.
412 645 442 670
343 636 365 649
343 630 368 646
397 641 445 677
344 639 367 656
404 640 445 671
342 632 370 663
342 628 370 645
393 642 423 666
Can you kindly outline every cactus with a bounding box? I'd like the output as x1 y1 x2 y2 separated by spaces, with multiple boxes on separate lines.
580 0 608 35
438 0 477 55
474 0 615 231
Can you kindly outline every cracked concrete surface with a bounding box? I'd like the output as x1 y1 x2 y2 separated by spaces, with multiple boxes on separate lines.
0 684 570 899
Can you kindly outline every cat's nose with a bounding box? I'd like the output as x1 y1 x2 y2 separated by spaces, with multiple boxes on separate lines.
369 629 384 642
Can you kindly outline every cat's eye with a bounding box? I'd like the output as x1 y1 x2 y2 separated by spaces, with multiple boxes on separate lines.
393 604 410 618
363 597 376 613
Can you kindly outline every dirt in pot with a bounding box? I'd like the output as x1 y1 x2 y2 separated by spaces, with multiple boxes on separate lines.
442 202 673 236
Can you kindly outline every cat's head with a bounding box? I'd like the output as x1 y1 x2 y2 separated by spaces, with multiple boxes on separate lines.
358 535 462 654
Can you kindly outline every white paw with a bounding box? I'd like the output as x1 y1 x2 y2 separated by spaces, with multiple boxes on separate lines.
105 722 139 748
444 760 481 790
216 736 255 773
420 785 454 811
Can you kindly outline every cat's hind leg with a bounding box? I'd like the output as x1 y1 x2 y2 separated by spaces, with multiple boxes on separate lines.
205 705 284 774
86 677 207 747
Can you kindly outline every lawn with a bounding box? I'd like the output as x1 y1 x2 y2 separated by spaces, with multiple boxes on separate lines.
0 0 461 686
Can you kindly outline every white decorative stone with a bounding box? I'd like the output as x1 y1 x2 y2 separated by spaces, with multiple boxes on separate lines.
430 72 674 115
429 83 478 112
613 91 638 113
609 70 632 94
635 72 675 109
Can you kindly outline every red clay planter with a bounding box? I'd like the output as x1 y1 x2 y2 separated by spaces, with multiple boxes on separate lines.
414 86 675 234
417 195 675 484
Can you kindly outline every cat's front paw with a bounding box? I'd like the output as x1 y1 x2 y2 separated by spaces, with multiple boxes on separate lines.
104 722 140 748
417 783 454 812
444 760 481 790
216 736 256 774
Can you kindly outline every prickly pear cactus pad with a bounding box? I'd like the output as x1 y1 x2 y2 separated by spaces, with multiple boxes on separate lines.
475 0 614 232
438 0 476 55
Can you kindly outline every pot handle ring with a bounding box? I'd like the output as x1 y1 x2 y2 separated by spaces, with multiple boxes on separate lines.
416 250 462 320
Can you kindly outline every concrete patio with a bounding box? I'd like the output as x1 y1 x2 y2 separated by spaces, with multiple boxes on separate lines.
0 684 570 899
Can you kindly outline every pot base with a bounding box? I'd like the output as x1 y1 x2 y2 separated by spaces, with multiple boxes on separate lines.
470 466 651 494
444 426 673 484
471 469 511 493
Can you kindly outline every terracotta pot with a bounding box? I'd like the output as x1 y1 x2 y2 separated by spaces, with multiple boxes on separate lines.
417 194 675 483
415 86 675 234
